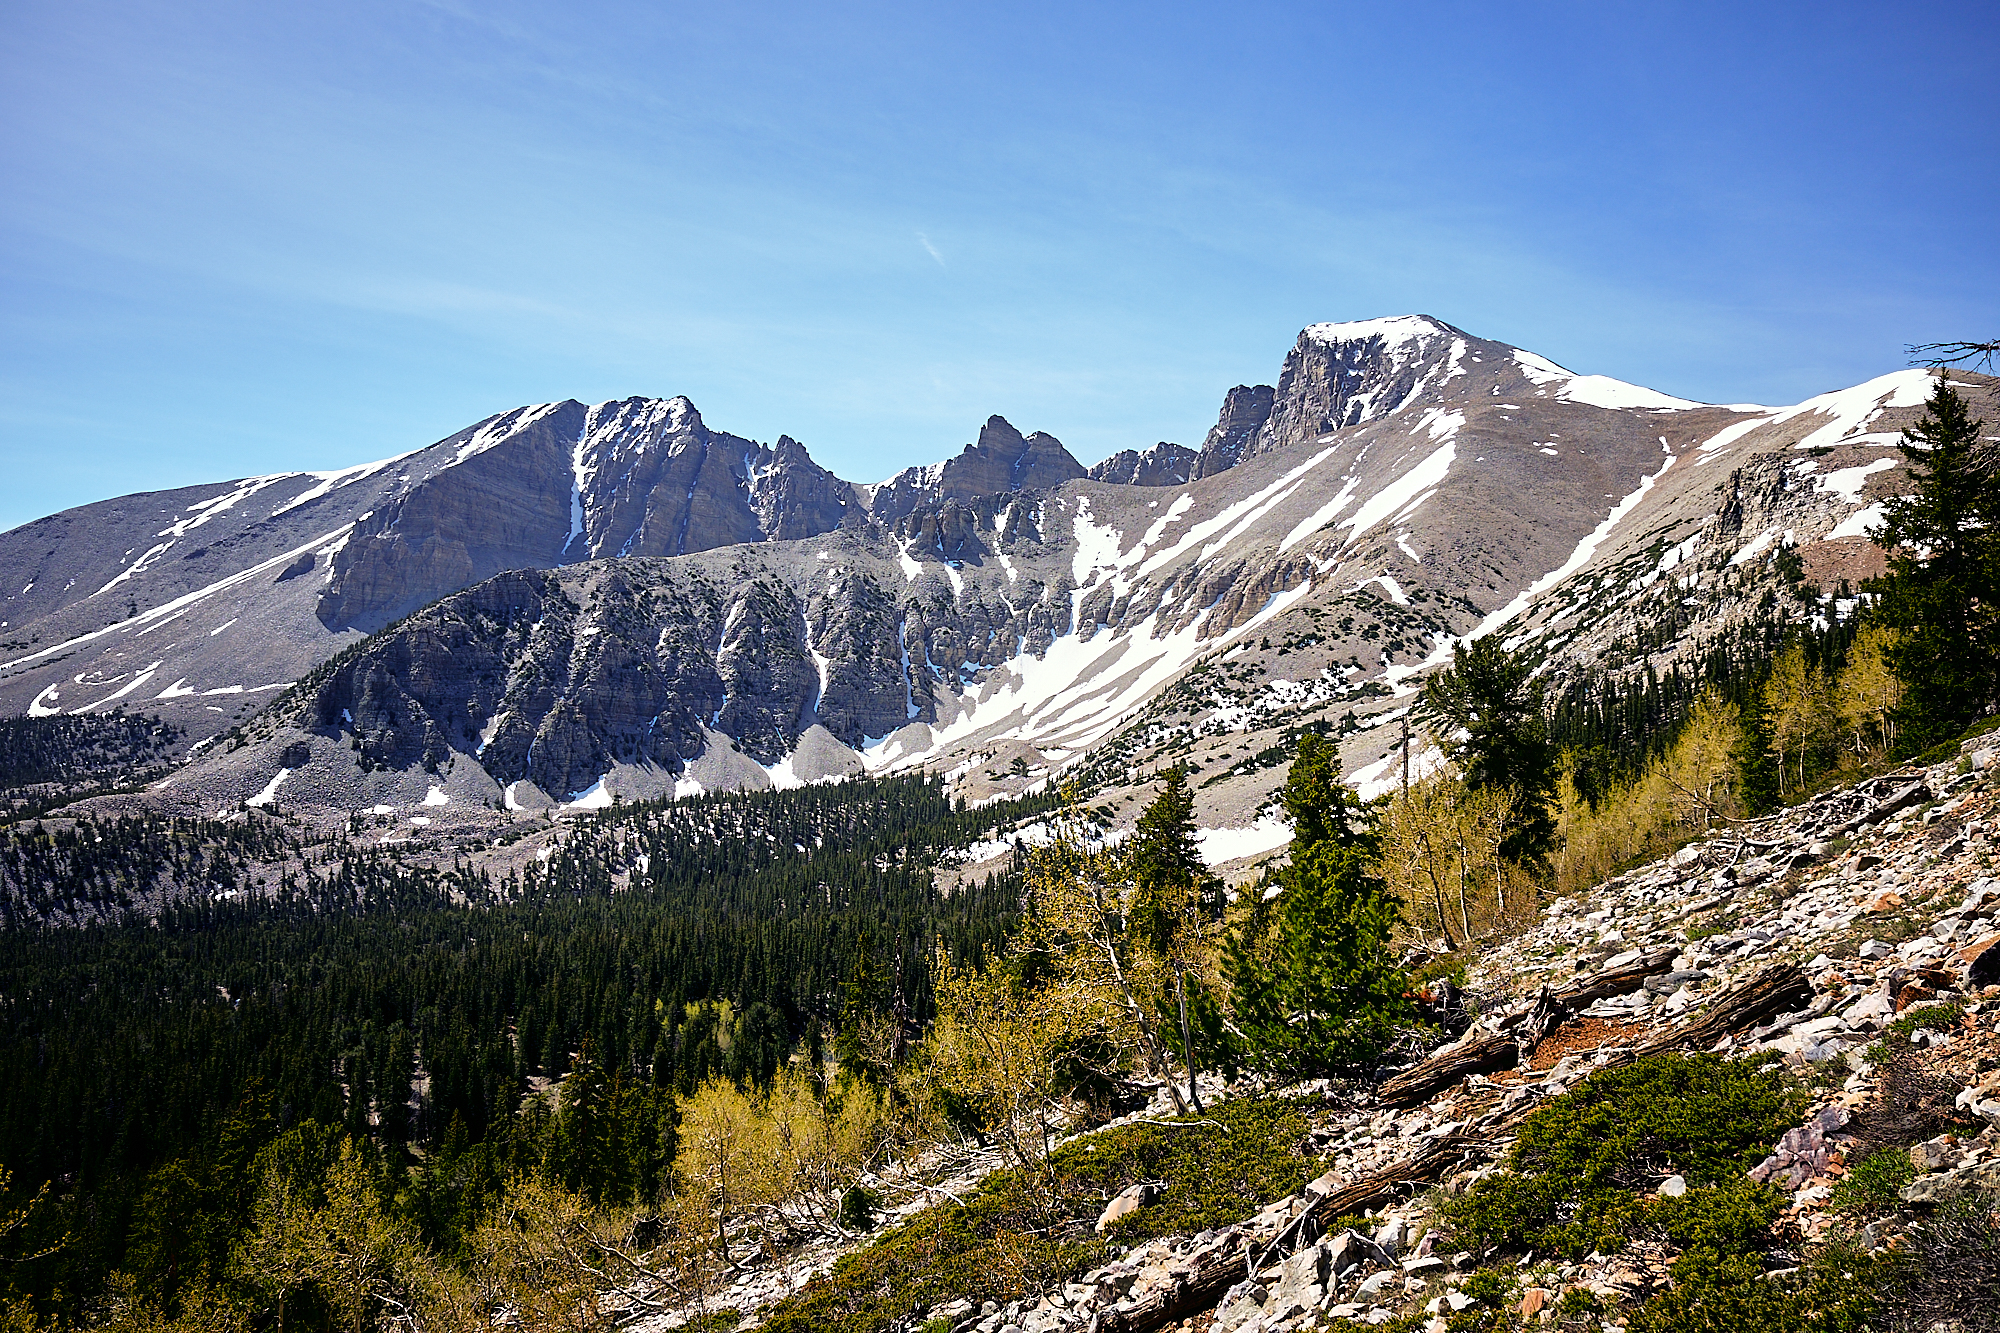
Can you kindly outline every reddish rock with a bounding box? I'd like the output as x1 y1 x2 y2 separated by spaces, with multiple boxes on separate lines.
1896 983 1938 1012
1958 933 2000 989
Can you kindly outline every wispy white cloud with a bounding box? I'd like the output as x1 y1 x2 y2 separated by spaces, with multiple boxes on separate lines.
916 231 945 267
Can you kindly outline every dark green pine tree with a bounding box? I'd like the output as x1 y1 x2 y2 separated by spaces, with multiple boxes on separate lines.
1733 684 1783 816
1125 766 1225 1110
1417 638 1559 868
1126 765 1212 921
1279 732 1367 849
1875 373 2000 746
1222 736 1412 1079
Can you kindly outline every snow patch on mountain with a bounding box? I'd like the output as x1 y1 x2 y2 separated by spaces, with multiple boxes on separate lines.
1138 449 1335 577
74 661 164 712
270 453 413 516
0 525 358 673
245 768 290 808
1469 451 1678 641
1340 441 1455 544
1815 458 1896 502
1071 497 1131 584
1512 349 1700 411
1557 376 1703 411
1302 315 1448 351
1828 503 1888 541
449 403 565 468
1195 815 1293 866
1279 476 1361 553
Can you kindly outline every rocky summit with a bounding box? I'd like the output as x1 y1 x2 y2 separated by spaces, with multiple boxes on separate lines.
0 316 1991 849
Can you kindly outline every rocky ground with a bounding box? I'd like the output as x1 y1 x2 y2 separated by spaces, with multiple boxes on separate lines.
661 736 2000 1333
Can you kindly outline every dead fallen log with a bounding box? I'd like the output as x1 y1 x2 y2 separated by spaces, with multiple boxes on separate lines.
1248 1135 1474 1274
1098 1136 1473 1333
1476 963 1822 1138
1499 948 1680 1060
1827 781 1931 840
1513 984 1564 1055
1376 1032 1519 1109
1547 945 1678 1012
1092 1231 1251 1333
1293 1134 1471 1241
1627 962 1814 1060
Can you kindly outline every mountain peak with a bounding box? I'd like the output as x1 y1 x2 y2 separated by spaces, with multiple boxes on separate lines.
1300 314 1459 350
868 416 1086 522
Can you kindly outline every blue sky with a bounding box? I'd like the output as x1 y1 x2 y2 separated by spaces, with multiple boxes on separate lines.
3 1 1995 532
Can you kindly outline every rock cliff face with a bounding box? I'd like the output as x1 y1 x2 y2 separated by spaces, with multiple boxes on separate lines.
1088 442 1197 487
1194 316 1630 481
268 524 1085 804
1193 384 1276 479
866 415 1088 522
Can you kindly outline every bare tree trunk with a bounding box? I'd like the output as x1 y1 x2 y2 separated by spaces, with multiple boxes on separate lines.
1455 839 1473 942
1088 883 1187 1115
1426 858 1456 952
1174 968 1202 1114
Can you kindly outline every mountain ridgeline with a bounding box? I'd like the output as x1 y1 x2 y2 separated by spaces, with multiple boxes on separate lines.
0 316 1990 837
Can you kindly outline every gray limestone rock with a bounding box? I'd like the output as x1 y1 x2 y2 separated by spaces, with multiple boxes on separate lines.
867 416 1086 523
1193 384 1275 479
1268 1241 1332 1319
1088 442 1197 487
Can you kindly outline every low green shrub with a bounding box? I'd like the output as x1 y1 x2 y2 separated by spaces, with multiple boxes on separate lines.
1627 1232 1884 1333
1645 1179 1789 1256
1440 1052 1903 1331
838 1184 880 1230
1444 1053 1805 1258
1829 1147 1917 1217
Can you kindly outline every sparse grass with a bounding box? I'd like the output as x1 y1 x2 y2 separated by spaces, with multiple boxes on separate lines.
1875 1197 2000 1333
1886 1001 1964 1040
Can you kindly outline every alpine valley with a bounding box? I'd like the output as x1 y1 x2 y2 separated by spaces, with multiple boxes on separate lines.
0 315 1988 890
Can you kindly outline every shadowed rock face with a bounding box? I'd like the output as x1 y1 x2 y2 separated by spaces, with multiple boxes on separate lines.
303 566 732 794
1089 442 1197 487
867 416 1087 522
1194 385 1276 479
287 556 938 791
316 404 587 634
